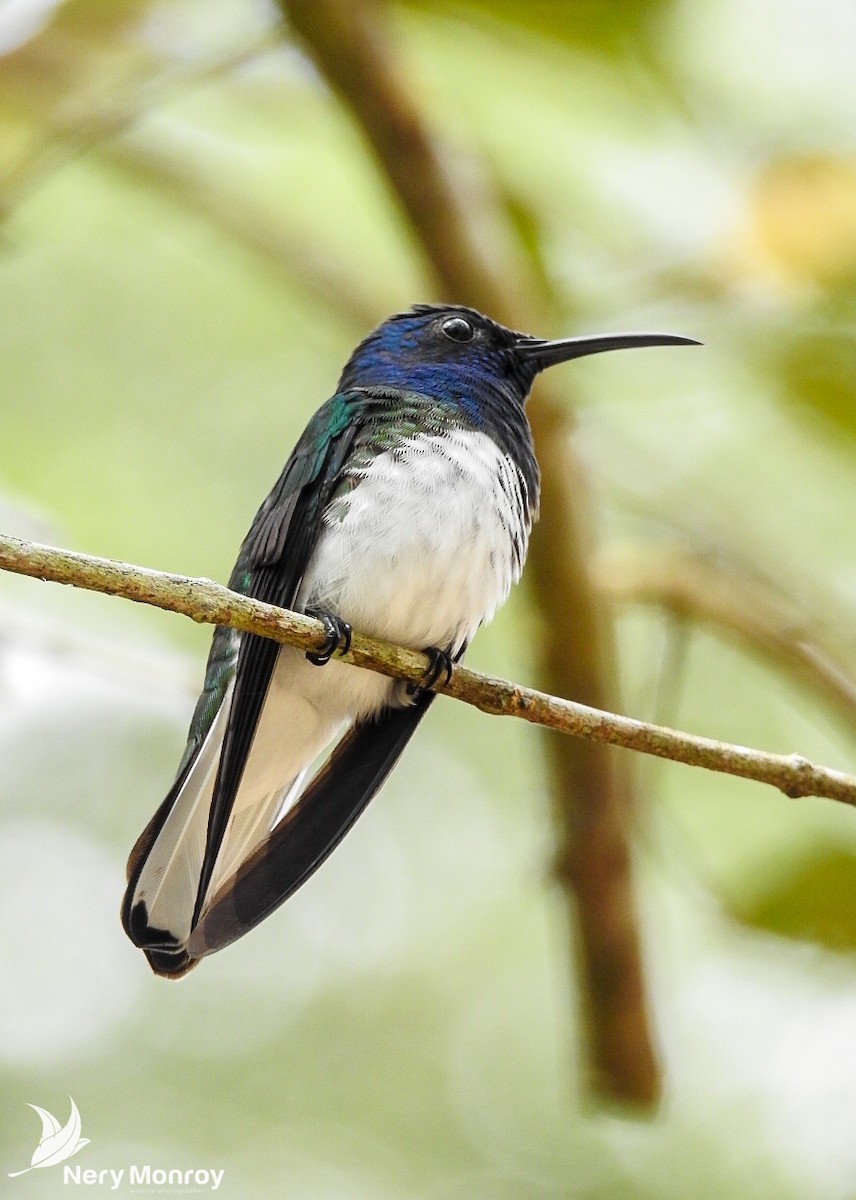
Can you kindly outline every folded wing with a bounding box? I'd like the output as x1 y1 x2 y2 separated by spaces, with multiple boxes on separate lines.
122 390 394 976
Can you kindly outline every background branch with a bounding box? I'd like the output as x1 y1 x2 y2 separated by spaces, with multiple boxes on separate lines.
281 0 659 1107
596 543 856 731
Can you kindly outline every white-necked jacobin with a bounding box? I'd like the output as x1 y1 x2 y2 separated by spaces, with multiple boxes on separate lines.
122 303 696 977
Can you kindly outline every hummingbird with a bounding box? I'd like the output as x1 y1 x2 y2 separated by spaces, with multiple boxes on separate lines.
122 304 695 977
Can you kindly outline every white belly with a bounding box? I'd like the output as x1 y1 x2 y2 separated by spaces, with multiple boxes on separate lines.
249 427 532 793
298 428 531 659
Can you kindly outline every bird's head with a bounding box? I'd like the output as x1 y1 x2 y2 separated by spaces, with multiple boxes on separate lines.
337 304 698 410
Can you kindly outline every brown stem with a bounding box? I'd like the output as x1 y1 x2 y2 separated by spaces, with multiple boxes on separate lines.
528 398 660 1104
280 0 660 1107
279 0 502 317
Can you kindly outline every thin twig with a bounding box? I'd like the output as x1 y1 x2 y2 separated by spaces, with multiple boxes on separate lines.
0 28 281 217
596 543 856 730
2 531 855 806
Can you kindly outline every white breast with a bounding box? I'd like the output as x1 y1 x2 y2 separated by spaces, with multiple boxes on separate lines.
298 428 532 658
200 427 532 865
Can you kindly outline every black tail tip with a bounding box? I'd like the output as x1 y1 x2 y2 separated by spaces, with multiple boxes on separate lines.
122 897 198 978
144 946 199 980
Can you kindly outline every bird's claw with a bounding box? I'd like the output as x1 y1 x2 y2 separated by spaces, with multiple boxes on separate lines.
305 608 352 666
408 646 454 698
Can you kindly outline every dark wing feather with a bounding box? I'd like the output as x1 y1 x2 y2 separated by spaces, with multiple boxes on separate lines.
187 692 436 960
191 392 366 921
122 390 368 971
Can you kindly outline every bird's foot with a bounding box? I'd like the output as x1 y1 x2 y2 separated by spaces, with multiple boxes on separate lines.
408 646 454 698
305 607 352 666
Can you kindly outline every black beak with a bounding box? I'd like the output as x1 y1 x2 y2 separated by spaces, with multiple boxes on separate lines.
516 330 701 370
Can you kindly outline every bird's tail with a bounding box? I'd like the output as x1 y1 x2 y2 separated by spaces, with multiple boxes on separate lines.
122 678 326 977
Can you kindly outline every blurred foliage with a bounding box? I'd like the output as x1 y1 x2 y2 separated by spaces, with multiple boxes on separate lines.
400 0 674 54
747 155 856 291
734 847 856 954
3 0 856 1198
779 323 856 440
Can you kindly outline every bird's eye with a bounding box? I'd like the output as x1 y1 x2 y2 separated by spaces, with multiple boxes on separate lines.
441 316 475 343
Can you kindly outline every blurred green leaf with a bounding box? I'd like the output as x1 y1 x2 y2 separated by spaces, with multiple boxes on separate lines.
779 322 856 441
733 847 856 953
398 0 672 56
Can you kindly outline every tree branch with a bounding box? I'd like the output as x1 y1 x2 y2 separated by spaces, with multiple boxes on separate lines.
2 531 856 807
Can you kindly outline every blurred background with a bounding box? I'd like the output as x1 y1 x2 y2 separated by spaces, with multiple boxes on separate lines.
3 0 856 1196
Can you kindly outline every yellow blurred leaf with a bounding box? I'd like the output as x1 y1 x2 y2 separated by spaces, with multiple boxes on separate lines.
746 154 856 290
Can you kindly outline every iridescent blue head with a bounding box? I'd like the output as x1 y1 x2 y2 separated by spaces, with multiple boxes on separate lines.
337 303 698 416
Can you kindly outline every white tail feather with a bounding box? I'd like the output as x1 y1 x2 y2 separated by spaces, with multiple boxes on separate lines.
134 683 234 944
203 769 307 900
